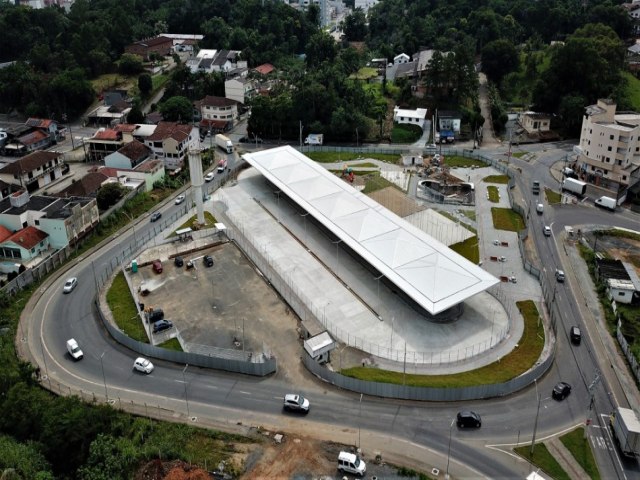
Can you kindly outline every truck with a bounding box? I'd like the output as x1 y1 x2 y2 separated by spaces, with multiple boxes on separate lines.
217 158 227 173
532 180 540 195
611 407 640 457
304 133 324 146
215 134 233 154
561 178 587 196
595 195 617 211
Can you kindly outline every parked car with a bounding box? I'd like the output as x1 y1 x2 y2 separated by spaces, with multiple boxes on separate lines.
337 451 366 477
66 338 83 360
147 308 164 323
456 411 482 428
174 256 184 267
552 381 572 400
152 259 163 274
63 277 78 293
204 172 215 182
133 357 154 374
203 255 214 267
150 211 162 222
175 194 186 205
152 319 173 333
283 393 310 413
543 226 551 237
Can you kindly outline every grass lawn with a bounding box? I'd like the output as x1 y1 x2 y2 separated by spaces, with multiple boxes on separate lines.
341 300 544 387
362 172 396 194
443 156 487 168
350 162 379 168
172 211 217 234
151 73 169 91
106 272 148 343
515 444 570 480
450 236 479 263
483 175 509 184
351 67 378 80
391 123 423 143
560 428 601 480
307 152 399 164
545 188 562 204
158 337 183 352
460 209 476 222
91 73 135 93
623 71 640 111
511 151 527 159
491 207 525 231
487 186 500 203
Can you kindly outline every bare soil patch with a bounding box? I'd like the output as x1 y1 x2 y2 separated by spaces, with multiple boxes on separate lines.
368 186 425 218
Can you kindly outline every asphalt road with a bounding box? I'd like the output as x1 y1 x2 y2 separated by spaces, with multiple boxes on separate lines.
22 141 640 479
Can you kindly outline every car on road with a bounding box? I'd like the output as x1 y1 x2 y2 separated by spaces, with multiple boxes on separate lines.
66 338 83 360
150 211 162 222
175 194 186 205
570 326 582 345
552 381 572 400
203 255 214 267
283 393 310 413
204 172 214 182
174 256 184 267
543 226 551 237
152 319 173 333
555 268 565 283
63 277 78 293
133 357 154 374
456 411 481 428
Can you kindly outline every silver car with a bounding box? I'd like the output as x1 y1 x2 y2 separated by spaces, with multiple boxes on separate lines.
63 277 78 293
133 357 154 374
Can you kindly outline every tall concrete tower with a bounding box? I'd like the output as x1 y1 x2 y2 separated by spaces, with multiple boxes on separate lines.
188 147 205 224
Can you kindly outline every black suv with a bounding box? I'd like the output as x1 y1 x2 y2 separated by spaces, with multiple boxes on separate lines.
456 411 481 428
552 382 572 400
174 256 184 267
152 319 173 333
203 255 214 267
570 326 581 345
147 308 164 323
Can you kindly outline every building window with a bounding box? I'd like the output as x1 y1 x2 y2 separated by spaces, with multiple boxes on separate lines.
35 219 39 225
623 175 628 180
618 292 626 297
610 134 614 140
608 146 612 151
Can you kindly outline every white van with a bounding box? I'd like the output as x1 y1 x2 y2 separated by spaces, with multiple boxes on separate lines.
536 203 544 214
337 451 366 476
66 338 83 360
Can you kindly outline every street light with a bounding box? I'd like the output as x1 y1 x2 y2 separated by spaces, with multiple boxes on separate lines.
445 418 455 479
332 239 342 277
182 364 190 418
300 212 310 246
374 274 384 307
100 352 108 400
358 393 363 450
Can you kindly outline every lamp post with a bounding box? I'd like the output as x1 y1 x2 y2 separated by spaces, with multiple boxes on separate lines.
358 393 363 450
445 418 455 479
531 379 541 457
182 364 190 418
301 212 310 246
374 274 384 308
100 351 108 400
331 239 342 277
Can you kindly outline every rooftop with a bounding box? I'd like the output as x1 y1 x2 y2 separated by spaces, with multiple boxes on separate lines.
0 151 60 174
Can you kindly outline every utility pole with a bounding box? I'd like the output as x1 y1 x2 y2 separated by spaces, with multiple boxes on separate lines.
585 372 601 438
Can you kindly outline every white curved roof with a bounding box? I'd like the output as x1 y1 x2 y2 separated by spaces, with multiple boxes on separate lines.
243 146 498 314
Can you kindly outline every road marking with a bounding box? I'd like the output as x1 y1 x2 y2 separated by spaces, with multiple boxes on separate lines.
238 390 251 395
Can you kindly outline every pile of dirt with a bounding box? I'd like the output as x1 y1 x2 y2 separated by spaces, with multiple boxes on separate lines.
135 459 212 480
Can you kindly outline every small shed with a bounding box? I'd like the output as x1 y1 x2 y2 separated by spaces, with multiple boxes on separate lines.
303 331 335 364
402 151 423 166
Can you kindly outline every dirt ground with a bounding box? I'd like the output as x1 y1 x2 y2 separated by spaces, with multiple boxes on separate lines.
368 186 425 217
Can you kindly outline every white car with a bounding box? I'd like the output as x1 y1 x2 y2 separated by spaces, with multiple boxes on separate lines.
175 194 186 205
204 172 215 182
133 357 154 374
63 277 78 293
543 226 551 237
283 393 310 413
66 338 83 360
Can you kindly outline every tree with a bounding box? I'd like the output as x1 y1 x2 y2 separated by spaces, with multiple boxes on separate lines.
342 8 367 42
159 96 193 123
137 73 152 97
117 53 144 75
0 434 53 480
305 32 337 69
96 183 125 211
127 103 145 124
482 39 519 86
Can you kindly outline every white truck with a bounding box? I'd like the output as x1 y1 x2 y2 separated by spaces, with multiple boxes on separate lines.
215 134 233 154
304 133 324 146
611 407 640 457
595 196 617 211
561 178 587 196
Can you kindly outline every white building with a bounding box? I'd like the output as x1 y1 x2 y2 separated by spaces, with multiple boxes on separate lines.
225 77 256 105
577 98 640 187
393 106 428 128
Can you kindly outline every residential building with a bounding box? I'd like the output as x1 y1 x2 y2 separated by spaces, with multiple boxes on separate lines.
0 151 63 193
87 129 124 162
0 225 50 261
143 122 198 171
394 53 410 65
577 98 640 189
56 172 109 198
87 102 131 127
393 106 428 128
188 49 245 74
0 190 99 249
1 118 58 156
225 76 256 104
253 63 275 76
438 110 462 142
104 139 151 170
195 96 240 134
354 0 378 13
103 90 128 107
124 36 173 60
595 258 640 305
518 112 551 135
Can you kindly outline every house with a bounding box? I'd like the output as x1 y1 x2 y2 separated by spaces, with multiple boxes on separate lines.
88 159 164 193
124 36 173 60
0 225 50 262
253 63 275 76
160 33 204 53
354 0 379 13
401 151 423 166
0 151 64 193
0 190 99 249
104 139 152 170
437 110 462 143
393 106 428 128
576 98 640 189
225 76 256 104
103 89 128 107
0 179 13 200
87 129 124 162
113 123 139 143
1 118 58 156
143 122 198 171
87 102 132 127
187 49 245 74
518 112 551 135
25 118 59 142
56 172 109 198
145 111 164 125
595 258 640 305
194 96 240 134
394 53 411 65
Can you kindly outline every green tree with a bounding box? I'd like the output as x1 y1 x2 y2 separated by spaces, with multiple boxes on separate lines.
117 53 144 75
342 8 367 42
77 434 137 480
305 32 337 69
0 435 52 480
96 183 126 211
159 96 193 123
482 39 519 86
127 102 145 124
138 73 152 97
